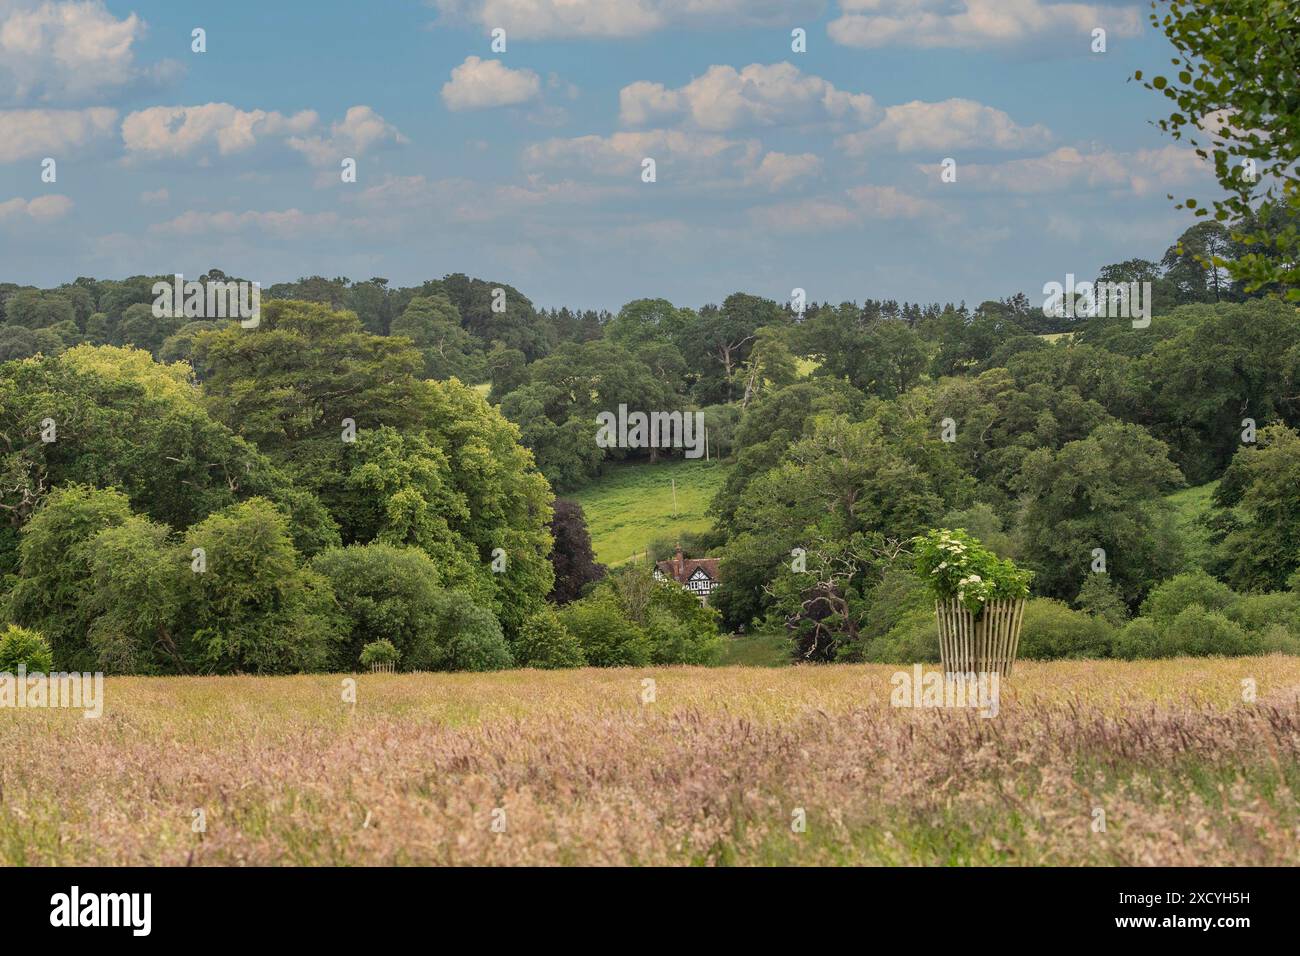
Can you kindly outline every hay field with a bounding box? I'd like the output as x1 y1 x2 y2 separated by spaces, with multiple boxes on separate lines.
3 657 1299 866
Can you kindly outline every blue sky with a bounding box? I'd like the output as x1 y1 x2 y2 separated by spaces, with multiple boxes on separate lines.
0 0 1214 311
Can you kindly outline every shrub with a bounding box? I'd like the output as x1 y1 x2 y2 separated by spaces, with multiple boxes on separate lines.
0 625 53 672
570 566 722 665
359 639 399 669
310 543 446 671
860 569 931 645
559 597 651 667
1112 618 1159 660
515 607 585 669
410 591 513 672
912 528 1032 613
1156 606 1256 657
1017 598 1114 660
863 607 940 663
1074 572 1129 626
1141 571 1236 622
1224 591 1300 634
641 582 723 666
1257 624 1300 655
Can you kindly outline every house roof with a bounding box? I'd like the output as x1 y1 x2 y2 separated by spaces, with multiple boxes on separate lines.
655 555 720 585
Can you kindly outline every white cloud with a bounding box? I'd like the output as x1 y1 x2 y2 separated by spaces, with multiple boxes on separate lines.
524 129 761 180
429 0 818 39
121 103 317 159
151 208 341 240
751 184 940 233
0 0 180 103
620 62 879 131
941 144 1210 196
286 105 407 165
121 104 405 165
0 193 73 222
441 56 541 111
828 0 1142 50
139 187 168 203
837 98 1051 153
745 151 822 190
0 106 116 161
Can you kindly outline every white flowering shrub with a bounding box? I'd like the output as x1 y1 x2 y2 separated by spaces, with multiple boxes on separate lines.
912 529 1032 614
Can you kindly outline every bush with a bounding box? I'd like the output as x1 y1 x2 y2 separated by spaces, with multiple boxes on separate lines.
863 607 940 663
1156 606 1256 657
0 625 53 672
359 639 399 669
1224 591 1300 634
515 607 585 669
641 581 723 665
1257 624 1300 655
1074 572 1129 626
912 528 1032 613
311 543 446 671
860 569 931 644
559 597 651 667
567 566 722 666
1141 571 1236 622
1112 618 1159 660
1017 598 1114 660
411 591 513 672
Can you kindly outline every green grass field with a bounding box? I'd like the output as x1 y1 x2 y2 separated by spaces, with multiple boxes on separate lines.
571 459 731 566
717 631 792 666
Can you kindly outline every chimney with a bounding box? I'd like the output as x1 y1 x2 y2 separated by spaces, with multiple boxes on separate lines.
674 543 684 581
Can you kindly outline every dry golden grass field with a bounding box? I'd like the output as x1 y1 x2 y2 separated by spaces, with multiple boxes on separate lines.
3 657 1299 866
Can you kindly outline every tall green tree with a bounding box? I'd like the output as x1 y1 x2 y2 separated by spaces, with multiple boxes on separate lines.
1136 0 1300 299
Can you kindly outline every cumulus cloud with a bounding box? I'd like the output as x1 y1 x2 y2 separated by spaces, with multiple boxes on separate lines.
286 105 408 165
429 0 819 39
837 98 1051 153
524 129 762 180
0 0 180 103
441 56 542 111
0 193 73 222
121 103 404 165
121 103 317 159
938 144 1210 196
0 106 116 161
828 0 1142 50
745 151 822 190
620 63 879 131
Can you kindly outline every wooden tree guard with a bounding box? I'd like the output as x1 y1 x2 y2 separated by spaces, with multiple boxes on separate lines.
935 598 1026 677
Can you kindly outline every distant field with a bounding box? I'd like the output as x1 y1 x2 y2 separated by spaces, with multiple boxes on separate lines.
4 658 1297 865
571 459 731 566
1038 332 1076 342
718 631 792 667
